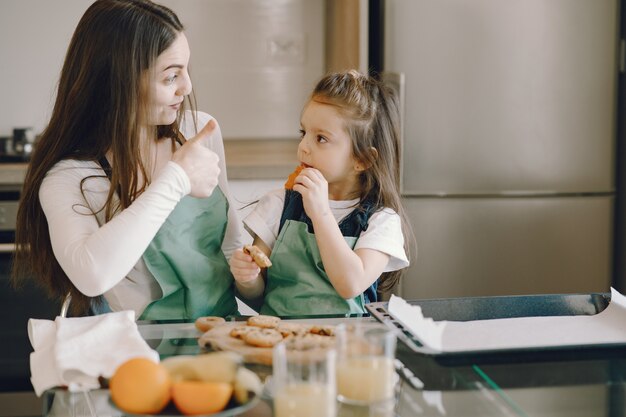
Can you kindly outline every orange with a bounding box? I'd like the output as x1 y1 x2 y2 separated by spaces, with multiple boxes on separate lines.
171 380 233 415
109 357 172 414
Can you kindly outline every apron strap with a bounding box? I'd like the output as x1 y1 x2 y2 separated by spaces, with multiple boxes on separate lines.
279 190 377 236
97 136 184 195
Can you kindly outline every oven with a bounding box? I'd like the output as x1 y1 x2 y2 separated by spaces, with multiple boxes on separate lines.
0 165 59 416
0 191 20 250
0 163 33 249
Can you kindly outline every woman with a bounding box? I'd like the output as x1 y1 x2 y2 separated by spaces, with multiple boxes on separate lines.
12 0 244 319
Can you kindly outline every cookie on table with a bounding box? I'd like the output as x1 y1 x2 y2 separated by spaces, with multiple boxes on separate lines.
229 325 256 339
284 333 335 351
309 325 335 336
194 316 226 332
276 322 311 338
242 328 284 348
247 315 281 329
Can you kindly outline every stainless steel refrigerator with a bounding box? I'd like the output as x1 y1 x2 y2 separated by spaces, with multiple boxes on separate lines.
379 0 618 298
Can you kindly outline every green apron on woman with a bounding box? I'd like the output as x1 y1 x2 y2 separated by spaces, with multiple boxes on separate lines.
140 187 237 320
98 157 237 321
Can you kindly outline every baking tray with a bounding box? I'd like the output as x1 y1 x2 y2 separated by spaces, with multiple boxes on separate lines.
364 292 626 366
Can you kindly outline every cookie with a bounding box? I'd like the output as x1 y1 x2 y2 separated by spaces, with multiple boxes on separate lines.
284 333 336 351
309 325 335 336
276 322 311 338
243 245 272 268
194 316 226 332
247 315 281 329
229 325 256 339
243 328 284 348
284 165 304 190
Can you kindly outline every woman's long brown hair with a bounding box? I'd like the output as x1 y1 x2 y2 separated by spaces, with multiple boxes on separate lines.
11 0 195 315
310 70 414 294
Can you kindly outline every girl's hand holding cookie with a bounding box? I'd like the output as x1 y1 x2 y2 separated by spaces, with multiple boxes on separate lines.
229 248 261 283
243 245 272 268
293 167 331 223
172 118 221 198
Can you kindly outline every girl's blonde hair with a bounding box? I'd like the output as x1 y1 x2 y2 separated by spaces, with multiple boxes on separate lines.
311 70 412 293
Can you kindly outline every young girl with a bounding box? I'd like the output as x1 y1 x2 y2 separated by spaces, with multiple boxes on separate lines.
230 70 411 316
11 0 245 319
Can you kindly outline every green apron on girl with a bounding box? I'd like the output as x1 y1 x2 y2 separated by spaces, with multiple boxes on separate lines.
98 157 237 321
260 190 378 317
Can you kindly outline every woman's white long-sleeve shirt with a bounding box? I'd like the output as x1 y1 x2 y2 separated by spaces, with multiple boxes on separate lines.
39 112 243 316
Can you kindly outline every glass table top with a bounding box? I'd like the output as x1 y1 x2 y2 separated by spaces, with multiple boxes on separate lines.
41 293 626 416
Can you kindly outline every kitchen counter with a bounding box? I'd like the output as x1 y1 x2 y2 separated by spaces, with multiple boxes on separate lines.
0 139 300 185
0 163 28 186
223 139 299 179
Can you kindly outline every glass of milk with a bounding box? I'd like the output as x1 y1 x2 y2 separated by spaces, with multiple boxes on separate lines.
335 323 397 405
272 342 337 417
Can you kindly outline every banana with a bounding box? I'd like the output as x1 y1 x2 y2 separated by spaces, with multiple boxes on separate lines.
161 352 242 384
161 355 199 382
163 351 255 402
233 367 263 404
192 351 242 384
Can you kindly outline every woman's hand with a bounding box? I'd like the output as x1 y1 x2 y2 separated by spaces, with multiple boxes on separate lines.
229 248 261 284
171 119 220 198
293 167 331 223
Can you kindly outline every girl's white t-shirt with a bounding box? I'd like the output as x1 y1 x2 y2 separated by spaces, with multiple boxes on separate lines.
39 111 243 316
244 188 409 272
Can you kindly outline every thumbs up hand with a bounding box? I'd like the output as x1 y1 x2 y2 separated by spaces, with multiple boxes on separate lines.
171 118 221 198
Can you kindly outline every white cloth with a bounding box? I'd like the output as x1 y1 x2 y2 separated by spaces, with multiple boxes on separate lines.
28 310 159 396
39 111 244 317
244 188 409 272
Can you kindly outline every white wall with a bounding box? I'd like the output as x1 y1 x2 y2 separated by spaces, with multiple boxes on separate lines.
229 178 283 315
228 179 283 244
0 0 325 139
0 0 91 138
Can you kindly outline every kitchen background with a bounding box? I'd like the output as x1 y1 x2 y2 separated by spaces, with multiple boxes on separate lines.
0 0 624 414
2 0 621 296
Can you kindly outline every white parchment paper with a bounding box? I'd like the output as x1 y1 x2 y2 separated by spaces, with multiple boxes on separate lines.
388 288 626 353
